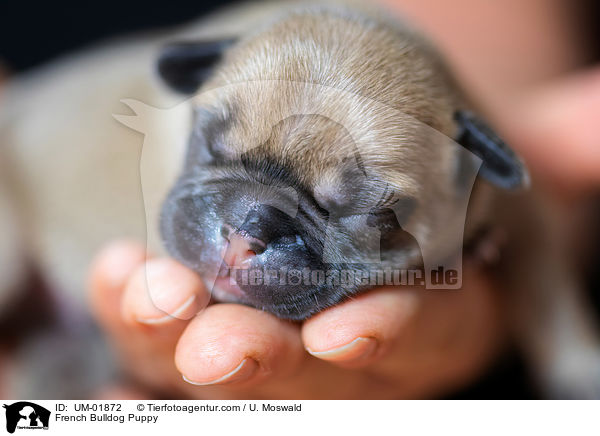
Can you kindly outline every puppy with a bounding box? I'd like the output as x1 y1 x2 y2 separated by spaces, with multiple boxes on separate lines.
1 0 599 398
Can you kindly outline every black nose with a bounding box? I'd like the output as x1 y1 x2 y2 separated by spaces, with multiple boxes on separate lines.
231 204 298 246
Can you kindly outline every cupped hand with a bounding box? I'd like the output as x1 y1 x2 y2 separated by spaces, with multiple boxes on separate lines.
89 240 503 399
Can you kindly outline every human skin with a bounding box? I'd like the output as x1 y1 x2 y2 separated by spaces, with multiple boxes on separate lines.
383 0 600 191
89 244 503 399
88 1 600 399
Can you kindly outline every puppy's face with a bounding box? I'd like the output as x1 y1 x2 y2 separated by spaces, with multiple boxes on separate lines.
158 8 527 319
161 81 481 319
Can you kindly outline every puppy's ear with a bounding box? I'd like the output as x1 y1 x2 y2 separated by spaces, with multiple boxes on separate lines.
454 110 529 190
157 39 236 94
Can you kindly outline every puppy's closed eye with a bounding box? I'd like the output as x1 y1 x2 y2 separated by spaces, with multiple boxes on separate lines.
187 109 236 164
367 197 416 231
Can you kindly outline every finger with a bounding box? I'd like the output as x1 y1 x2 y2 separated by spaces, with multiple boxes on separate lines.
175 304 304 388
301 287 420 368
88 240 147 332
505 67 600 190
89 243 200 394
121 258 209 327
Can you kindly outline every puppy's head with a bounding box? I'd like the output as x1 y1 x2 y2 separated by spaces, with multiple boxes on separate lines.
158 7 527 319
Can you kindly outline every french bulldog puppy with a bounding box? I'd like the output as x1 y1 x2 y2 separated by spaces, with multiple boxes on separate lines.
0 0 598 398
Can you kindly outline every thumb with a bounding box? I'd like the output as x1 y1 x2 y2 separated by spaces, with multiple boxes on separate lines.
503 67 600 191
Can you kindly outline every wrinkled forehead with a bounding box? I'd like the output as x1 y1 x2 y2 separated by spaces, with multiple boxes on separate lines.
193 80 456 194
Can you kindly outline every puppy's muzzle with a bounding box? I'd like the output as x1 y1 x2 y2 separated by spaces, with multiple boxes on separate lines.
219 204 302 269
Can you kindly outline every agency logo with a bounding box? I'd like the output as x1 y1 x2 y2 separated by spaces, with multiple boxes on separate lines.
2 402 50 434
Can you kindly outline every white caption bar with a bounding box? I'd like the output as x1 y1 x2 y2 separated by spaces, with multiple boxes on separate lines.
1 400 597 435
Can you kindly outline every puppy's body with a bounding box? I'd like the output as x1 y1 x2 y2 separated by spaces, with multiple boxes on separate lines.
0 1 286 308
1 0 598 398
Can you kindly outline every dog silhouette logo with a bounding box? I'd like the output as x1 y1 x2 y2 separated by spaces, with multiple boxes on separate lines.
3 402 50 433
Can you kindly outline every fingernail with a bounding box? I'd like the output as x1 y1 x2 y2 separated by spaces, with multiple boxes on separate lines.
182 358 258 386
306 337 377 362
136 294 197 325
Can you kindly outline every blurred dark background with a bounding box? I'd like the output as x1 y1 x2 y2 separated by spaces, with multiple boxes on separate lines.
1 0 599 399
0 0 236 73
1 0 599 73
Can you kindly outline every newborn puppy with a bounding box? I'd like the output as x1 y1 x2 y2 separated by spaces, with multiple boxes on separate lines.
157 7 524 320
1 0 599 398
155 3 600 397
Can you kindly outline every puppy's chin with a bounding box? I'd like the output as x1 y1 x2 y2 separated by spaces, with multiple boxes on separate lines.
210 277 248 303
202 261 379 320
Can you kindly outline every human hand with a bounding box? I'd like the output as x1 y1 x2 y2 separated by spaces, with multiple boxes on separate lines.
89 241 503 399
503 67 600 192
